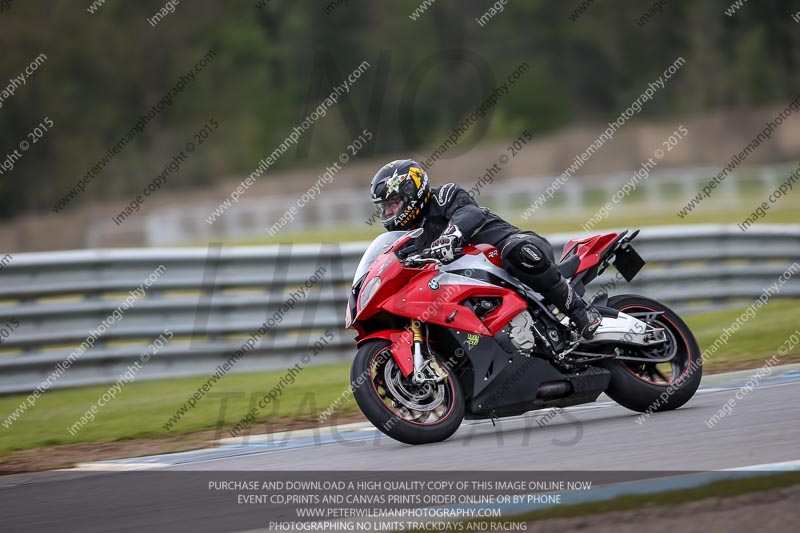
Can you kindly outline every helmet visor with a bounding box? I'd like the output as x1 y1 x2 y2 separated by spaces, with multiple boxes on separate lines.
376 195 405 225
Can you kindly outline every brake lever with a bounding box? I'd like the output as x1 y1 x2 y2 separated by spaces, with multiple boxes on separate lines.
403 252 441 267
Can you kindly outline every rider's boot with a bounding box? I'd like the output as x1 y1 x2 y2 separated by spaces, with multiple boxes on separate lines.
541 276 602 340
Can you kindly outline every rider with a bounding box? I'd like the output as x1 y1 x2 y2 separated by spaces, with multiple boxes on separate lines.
370 159 602 339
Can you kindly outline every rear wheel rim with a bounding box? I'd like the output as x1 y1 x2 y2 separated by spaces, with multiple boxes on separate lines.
369 348 456 426
619 305 692 387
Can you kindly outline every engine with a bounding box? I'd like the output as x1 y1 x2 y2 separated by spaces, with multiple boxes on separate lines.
507 310 537 355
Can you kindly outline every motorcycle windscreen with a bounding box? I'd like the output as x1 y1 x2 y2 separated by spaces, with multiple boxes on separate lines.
352 231 408 286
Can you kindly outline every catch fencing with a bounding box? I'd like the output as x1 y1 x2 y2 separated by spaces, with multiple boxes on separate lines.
0 224 797 394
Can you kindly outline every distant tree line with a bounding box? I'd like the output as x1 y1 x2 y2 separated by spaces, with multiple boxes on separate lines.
0 0 798 218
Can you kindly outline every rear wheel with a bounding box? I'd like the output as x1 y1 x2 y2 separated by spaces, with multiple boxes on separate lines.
602 295 702 413
351 339 464 445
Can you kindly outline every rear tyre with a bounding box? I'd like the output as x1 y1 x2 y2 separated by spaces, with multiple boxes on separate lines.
351 339 464 445
603 295 702 413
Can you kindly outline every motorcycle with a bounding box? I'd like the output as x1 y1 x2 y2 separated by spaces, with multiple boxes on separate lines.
346 228 702 445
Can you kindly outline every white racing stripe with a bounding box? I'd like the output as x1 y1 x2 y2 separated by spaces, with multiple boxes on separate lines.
724 459 800 471
64 462 172 472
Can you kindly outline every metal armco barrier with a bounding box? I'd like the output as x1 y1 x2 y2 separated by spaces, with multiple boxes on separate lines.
0 224 798 395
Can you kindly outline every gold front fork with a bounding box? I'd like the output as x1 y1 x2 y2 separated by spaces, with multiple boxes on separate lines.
411 320 423 342
411 320 425 382
411 320 447 381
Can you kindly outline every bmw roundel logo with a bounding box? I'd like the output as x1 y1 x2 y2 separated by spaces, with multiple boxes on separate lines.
428 279 439 290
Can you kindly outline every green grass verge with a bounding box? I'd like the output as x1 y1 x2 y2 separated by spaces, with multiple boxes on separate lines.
687 299 800 373
0 300 798 456
501 470 800 525
0 361 354 455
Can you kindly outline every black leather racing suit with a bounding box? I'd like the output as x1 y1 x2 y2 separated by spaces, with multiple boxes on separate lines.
403 183 588 320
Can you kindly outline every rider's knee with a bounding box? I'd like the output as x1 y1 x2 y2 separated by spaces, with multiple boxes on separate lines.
501 237 552 275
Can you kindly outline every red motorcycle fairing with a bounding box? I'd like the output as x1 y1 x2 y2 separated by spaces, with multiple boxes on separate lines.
350 244 427 326
464 243 504 268
352 239 528 378
357 329 415 377
560 231 621 273
381 272 527 336
353 238 526 336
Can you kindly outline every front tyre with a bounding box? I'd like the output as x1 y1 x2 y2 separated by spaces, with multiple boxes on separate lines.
351 339 464 445
603 295 702 413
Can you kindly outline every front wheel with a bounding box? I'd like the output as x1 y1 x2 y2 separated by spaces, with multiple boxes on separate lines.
351 339 464 445
602 295 702 413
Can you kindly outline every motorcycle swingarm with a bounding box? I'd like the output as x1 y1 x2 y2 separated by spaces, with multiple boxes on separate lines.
565 311 667 347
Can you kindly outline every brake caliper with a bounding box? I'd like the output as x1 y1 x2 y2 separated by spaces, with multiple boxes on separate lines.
428 359 448 380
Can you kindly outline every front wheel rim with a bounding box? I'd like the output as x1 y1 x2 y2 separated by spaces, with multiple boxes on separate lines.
368 349 457 425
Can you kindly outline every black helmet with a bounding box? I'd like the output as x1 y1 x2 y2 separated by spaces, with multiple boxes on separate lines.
370 159 431 231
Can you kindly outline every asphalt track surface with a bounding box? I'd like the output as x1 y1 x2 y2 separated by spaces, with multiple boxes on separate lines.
2 365 799 532
180 365 800 472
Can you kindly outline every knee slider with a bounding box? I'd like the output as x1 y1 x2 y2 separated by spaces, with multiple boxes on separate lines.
517 243 549 273
502 238 560 290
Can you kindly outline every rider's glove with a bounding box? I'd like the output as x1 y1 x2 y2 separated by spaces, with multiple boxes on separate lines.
430 225 463 263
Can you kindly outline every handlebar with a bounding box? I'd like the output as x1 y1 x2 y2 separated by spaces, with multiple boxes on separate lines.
421 247 464 258
404 247 464 266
